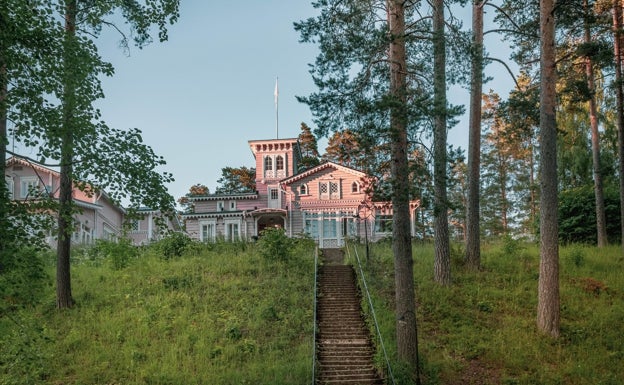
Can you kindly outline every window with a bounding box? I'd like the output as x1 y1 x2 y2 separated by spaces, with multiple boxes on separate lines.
276 155 284 170
351 181 360 193
217 201 225 212
265 156 273 171
270 188 279 200
225 219 241 241
299 184 308 195
374 215 393 233
200 219 216 242
319 181 341 200
229 201 236 210
131 220 140 231
20 176 39 198
5 177 13 199
304 212 320 238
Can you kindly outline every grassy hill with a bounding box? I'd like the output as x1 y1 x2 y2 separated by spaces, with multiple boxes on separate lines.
1 238 316 385
2 236 623 385
350 240 624 385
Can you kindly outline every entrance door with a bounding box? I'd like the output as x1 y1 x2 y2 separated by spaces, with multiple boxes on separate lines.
304 212 344 248
268 187 280 209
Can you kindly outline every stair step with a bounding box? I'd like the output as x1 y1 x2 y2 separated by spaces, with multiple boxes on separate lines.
316 256 383 385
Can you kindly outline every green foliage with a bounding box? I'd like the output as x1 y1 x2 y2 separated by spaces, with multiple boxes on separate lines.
257 227 293 262
0 247 48 310
215 166 256 194
354 241 624 384
558 184 621 244
4 242 315 384
81 238 139 270
0 312 51 385
153 231 192 259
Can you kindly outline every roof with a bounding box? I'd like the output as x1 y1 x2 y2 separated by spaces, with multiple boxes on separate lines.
182 210 247 219
187 192 258 201
279 161 367 185
248 138 302 161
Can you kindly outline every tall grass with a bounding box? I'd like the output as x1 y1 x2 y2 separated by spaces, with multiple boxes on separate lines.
349 240 624 385
1 239 316 385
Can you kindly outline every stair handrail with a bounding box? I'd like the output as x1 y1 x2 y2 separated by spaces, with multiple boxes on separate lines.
311 245 319 385
347 242 396 385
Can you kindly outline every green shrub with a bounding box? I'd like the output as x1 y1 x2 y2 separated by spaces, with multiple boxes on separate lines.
0 247 48 309
257 227 293 262
155 232 192 259
82 238 138 270
0 312 51 385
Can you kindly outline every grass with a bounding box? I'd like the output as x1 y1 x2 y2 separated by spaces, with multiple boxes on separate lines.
348 240 624 385
1 239 316 385
3 237 623 384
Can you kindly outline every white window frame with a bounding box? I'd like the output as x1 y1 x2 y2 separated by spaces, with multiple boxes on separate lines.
229 201 236 211
351 181 360 193
299 183 308 195
200 219 217 242
20 176 39 199
319 181 341 200
374 214 393 234
217 201 225 212
224 218 241 241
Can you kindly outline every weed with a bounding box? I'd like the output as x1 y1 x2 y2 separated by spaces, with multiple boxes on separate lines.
257 227 293 262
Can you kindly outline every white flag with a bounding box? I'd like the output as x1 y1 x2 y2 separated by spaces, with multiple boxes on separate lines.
274 77 279 107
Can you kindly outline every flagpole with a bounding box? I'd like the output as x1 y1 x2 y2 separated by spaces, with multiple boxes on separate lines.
274 77 279 139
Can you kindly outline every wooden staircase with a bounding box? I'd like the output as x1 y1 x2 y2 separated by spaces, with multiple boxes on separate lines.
316 249 384 385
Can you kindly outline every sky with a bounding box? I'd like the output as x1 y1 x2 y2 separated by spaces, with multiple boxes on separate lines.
17 2 517 206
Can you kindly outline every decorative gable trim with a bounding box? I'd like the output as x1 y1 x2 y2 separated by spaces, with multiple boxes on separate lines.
279 161 366 186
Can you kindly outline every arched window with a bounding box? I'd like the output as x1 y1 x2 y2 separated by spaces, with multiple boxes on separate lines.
265 156 273 171
276 155 284 170
300 184 308 195
351 181 360 193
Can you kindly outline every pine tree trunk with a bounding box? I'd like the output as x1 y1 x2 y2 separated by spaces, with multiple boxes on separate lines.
56 0 77 309
584 0 608 247
537 0 560 338
613 0 624 251
433 0 451 285
387 1 420 381
1 57 6 194
465 0 484 269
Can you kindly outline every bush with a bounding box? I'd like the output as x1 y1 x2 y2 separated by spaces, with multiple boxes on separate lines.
0 247 48 310
155 232 192 259
81 238 138 270
257 227 293 262
559 184 621 244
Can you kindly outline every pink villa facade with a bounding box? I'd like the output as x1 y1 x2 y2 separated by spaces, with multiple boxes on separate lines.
183 138 420 248
5 157 178 246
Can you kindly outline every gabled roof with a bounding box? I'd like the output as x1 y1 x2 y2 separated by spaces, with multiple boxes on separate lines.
6 155 126 213
279 161 367 186
6 156 60 177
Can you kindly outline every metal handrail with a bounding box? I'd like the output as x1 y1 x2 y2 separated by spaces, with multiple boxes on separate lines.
347 243 396 385
311 245 319 385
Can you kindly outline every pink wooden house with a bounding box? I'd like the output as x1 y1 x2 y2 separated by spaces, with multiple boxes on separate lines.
5 157 177 246
183 137 420 248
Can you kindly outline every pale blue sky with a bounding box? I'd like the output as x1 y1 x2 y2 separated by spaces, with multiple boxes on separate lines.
58 2 516 204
